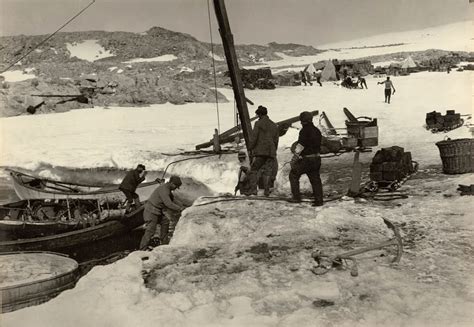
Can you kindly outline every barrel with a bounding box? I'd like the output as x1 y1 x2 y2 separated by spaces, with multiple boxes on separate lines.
0 252 79 312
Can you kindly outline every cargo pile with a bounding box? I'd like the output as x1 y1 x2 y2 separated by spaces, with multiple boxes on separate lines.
225 68 275 89
425 110 463 132
370 146 415 182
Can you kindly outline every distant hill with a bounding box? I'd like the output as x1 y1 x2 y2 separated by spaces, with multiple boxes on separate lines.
0 27 325 117
0 27 323 67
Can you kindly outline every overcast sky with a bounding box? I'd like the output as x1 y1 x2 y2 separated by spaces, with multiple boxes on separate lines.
0 0 471 46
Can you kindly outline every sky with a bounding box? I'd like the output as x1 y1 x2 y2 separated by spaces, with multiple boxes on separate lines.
0 0 471 46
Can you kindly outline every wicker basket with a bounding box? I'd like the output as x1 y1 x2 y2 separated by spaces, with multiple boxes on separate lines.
435 138 474 174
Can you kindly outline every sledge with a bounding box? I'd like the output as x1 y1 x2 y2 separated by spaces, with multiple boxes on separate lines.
363 161 419 193
425 110 468 133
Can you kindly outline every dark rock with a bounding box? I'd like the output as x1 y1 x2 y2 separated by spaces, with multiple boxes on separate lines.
312 299 335 307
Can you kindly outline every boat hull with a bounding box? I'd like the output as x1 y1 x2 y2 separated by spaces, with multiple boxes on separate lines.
0 206 144 253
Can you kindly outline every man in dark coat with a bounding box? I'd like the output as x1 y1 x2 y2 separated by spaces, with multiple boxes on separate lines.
139 175 184 250
289 111 323 206
248 105 279 196
119 164 146 212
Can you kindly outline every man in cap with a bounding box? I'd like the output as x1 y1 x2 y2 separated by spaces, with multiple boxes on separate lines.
119 164 147 212
248 105 279 196
139 175 184 250
289 111 323 206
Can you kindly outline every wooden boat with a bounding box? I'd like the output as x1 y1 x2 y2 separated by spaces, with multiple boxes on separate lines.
0 251 79 312
0 205 144 253
0 198 133 241
9 170 160 201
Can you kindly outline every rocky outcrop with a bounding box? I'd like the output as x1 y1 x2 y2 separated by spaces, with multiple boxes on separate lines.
0 73 227 117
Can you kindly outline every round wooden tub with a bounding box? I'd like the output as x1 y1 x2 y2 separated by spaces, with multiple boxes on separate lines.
0 252 79 312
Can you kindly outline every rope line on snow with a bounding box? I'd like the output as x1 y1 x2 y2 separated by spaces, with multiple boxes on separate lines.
160 152 236 180
206 0 221 134
0 0 96 74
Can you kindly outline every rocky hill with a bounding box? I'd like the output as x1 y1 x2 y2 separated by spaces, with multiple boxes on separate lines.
0 27 323 117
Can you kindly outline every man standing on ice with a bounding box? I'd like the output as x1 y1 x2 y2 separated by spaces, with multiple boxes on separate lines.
139 175 184 250
378 76 396 103
248 105 279 196
289 111 323 206
119 164 147 213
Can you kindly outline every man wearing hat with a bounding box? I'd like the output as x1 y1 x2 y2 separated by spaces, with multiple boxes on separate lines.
139 175 184 250
119 164 147 213
248 105 279 196
289 111 323 206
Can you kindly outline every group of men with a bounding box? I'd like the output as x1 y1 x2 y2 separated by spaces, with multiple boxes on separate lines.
121 74 397 250
300 70 323 87
121 105 325 250
236 106 324 207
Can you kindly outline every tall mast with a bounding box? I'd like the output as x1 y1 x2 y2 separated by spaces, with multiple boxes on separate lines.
213 0 253 153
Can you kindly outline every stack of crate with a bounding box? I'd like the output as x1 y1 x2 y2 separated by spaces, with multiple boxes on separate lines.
370 146 415 182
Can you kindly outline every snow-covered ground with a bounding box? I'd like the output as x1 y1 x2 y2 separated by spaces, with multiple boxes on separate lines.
245 21 473 71
0 70 36 82
2 172 473 326
122 54 178 64
209 51 225 61
66 39 114 62
0 71 471 193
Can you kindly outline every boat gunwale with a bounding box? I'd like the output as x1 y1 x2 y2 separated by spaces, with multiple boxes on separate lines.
9 170 160 196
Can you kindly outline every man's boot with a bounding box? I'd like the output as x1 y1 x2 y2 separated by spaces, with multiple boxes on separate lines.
263 176 271 197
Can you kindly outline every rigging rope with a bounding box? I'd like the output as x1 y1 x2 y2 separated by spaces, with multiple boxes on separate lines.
0 0 96 75
206 0 221 134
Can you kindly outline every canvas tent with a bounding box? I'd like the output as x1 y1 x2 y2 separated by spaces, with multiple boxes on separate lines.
401 56 417 69
320 60 338 81
304 63 317 75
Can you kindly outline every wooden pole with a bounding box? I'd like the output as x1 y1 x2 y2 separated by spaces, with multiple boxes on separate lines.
213 0 253 154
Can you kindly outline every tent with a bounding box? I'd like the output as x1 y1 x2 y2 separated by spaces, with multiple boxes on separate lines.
320 60 338 81
304 63 317 75
401 56 417 69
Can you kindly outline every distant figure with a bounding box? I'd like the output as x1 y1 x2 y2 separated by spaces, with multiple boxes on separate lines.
139 175 184 250
447 67 451 74
248 106 279 196
234 151 251 195
305 71 313 86
315 70 322 86
119 164 146 212
378 76 396 103
289 111 323 206
358 76 368 89
300 71 306 86
343 68 348 78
